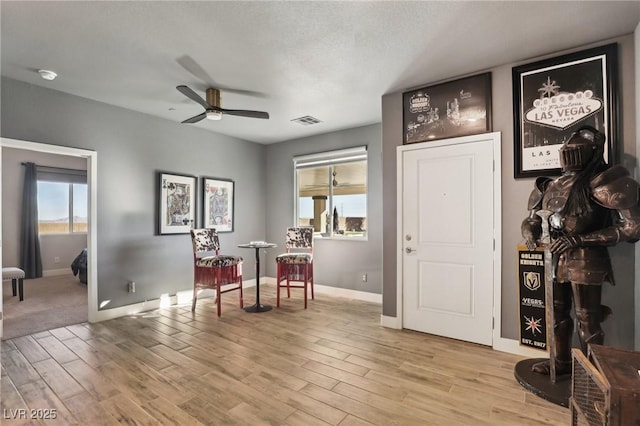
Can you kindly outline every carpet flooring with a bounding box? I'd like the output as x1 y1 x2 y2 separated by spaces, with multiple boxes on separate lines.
2 273 87 340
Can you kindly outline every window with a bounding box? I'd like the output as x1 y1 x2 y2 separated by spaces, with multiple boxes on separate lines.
37 166 87 234
294 146 367 239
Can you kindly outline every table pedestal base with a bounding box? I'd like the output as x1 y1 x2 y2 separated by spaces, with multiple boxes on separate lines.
244 304 273 313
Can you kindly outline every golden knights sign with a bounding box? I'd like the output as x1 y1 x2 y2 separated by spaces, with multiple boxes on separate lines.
518 249 547 350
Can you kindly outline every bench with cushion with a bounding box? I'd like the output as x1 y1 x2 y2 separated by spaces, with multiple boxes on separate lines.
2 267 25 301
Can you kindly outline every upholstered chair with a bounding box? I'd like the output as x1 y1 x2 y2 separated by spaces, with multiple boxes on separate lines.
190 228 243 316
275 227 314 308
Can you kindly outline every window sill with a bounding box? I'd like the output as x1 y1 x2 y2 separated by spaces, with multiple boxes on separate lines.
39 232 88 236
313 234 368 242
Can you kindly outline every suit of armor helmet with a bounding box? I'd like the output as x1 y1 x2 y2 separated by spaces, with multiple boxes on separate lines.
521 126 640 376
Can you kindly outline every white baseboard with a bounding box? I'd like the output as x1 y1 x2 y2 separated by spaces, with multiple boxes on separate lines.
93 277 381 322
315 284 382 303
492 336 549 357
380 314 401 329
43 268 73 277
379 314 547 358
91 279 257 322
261 277 382 303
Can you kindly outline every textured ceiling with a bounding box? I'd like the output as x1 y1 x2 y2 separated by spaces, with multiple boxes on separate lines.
1 1 639 144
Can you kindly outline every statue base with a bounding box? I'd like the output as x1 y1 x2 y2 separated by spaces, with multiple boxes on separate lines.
514 358 571 407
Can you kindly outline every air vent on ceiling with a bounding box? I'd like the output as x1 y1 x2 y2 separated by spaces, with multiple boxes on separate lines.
291 115 322 126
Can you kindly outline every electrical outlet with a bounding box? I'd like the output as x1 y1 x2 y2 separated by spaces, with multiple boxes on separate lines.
362 273 367 282
54 256 60 264
128 281 136 293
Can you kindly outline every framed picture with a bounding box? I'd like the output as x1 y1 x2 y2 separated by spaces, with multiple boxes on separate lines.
513 43 618 178
202 177 234 232
403 72 492 144
158 172 196 235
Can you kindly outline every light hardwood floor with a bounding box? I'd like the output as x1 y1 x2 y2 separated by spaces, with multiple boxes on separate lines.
1 285 570 425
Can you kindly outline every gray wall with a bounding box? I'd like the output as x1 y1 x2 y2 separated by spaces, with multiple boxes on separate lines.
636 21 640 350
264 124 383 293
382 35 637 349
1 77 266 310
2 147 87 272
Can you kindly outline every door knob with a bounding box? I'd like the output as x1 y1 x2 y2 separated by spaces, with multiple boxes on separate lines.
405 247 415 253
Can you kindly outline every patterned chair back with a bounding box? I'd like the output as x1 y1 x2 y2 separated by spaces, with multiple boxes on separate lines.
285 227 313 250
191 228 221 254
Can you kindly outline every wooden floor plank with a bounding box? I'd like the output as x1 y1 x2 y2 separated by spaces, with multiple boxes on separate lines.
33 335 79 365
141 396 206 425
99 393 159 425
11 336 51 364
59 336 112 368
15 379 77 424
3 348 43 388
61 358 121 401
31 358 84 401
62 392 120 426
1 284 569 425
242 370 347 425
47 327 76 342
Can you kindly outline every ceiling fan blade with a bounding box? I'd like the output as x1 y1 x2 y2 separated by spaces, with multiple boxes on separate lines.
176 85 211 110
181 112 207 124
176 55 215 87
176 55 269 99
220 108 270 119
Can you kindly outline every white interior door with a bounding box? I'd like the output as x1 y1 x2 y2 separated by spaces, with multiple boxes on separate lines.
400 134 496 346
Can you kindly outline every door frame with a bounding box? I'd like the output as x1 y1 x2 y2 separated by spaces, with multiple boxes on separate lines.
0 137 98 326
396 132 502 347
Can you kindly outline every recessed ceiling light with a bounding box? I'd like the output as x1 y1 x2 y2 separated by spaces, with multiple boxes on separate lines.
38 69 57 81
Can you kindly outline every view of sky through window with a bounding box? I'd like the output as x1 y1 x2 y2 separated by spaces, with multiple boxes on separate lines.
37 181 88 233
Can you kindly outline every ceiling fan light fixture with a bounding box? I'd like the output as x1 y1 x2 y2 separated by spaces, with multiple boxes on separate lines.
206 110 223 120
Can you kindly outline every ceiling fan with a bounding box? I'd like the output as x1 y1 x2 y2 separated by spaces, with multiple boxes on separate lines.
176 85 269 124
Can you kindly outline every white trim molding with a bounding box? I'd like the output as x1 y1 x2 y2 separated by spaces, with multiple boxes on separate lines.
261 277 382 304
93 279 257 322
93 278 381 322
380 315 401 329
1 137 99 323
43 268 75 277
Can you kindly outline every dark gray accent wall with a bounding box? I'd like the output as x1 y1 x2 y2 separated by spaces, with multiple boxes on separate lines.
1 77 265 310
382 34 637 349
381 93 402 316
264 124 383 294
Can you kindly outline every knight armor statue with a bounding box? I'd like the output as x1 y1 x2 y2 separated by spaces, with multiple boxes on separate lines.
521 125 640 375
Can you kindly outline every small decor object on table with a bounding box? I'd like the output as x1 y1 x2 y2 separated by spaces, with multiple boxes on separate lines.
158 172 196 235
403 72 492 144
512 43 618 178
202 177 234 232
